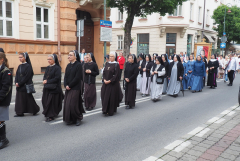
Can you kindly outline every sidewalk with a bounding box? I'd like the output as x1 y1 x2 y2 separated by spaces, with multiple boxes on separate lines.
12 73 103 86
144 104 240 161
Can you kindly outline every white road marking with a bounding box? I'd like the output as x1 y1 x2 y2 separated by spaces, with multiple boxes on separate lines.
196 128 210 137
221 110 230 115
173 141 191 153
10 102 15 105
227 111 235 116
188 127 204 135
215 118 225 124
142 156 158 161
50 96 155 125
164 140 184 150
207 117 219 123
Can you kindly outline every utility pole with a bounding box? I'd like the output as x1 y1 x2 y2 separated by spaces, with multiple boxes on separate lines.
104 0 107 59
201 0 206 40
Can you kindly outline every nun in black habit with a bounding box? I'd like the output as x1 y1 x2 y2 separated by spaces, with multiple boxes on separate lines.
42 54 64 122
167 55 184 97
161 54 169 94
207 54 219 88
124 54 138 109
137 53 145 90
84 53 99 111
63 50 85 126
140 54 154 97
101 52 121 116
14 52 40 117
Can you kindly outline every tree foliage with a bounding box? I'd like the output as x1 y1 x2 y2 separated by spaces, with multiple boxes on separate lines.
212 5 240 45
107 0 187 56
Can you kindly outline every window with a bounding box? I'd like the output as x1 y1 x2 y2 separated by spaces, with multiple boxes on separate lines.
137 34 149 55
206 10 209 24
198 7 202 23
117 35 123 50
170 5 182 16
187 35 192 56
166 33 176 56
118 10 123 20
190 3 193 20
0 0 13 37
36 7 49 39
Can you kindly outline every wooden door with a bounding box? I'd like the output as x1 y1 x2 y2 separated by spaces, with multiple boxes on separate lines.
77 25 94 53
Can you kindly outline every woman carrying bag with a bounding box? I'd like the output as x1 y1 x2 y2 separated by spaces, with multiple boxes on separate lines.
14 52 40 117
0 51 13 149
42 54 64 122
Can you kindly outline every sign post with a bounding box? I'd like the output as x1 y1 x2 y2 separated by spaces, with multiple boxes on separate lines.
100 20 112 42
77 20 84 53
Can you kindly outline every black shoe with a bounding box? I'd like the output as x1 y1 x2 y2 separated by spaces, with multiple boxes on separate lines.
86 107 89 111
66 121 73 125
199 90 202 92
89 107 93 111
125 106 130 109
14 114 24 117
142 94 146 97
0 135 9 149
228 83 232 86
192 91 196 93
76 120 81 126
33 113 38 116
46 117 54 122
173 94 178 98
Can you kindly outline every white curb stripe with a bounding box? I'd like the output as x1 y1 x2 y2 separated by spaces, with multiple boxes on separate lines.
215 118 225 124
221 110 230 115
142 156 158 161
207 117 219 123
188 127 204 135
164 140 184 150
173 141 191 153
227 111 235 116
196 128 210 137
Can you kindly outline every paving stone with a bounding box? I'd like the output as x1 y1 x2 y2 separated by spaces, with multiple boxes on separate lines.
180 147 191 153
186 149 203 157
196 158 210 161
210 145 226 152
162 155 177 161
198 143 212 149
220 152 237 160
192 146 208 153
180 154 198 160
191 136 205 142
200 153 218 160
168 151 185 159
201 140 216 146
228 145 240 152
210 133 224 139
207 136 221 142
224 148 240 156
189 140 200 145
205 149 222 156
215 156 231 161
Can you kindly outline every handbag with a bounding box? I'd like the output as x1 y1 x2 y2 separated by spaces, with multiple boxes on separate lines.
19 65 36 94
156 77 164 84
26 84 36 94
44 84 57 89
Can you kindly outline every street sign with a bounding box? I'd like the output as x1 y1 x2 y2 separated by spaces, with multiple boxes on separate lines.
223 32 226 36
221 36 227 43
77 20 84 37
220 43 226 48
100 20 112 42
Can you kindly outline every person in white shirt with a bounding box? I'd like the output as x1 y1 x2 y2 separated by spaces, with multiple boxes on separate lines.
218 55 224 79
79 49 86 63
223 56 229 82
226 53 237 86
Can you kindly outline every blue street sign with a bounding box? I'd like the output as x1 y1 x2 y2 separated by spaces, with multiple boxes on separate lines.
100 20 112 27
220 43 226 48
223 32 226 36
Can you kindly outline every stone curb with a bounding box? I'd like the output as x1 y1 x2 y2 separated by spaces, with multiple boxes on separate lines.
150 104 240 161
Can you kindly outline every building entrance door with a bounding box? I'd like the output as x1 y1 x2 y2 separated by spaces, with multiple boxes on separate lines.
166 46 175 56
76 10 94 53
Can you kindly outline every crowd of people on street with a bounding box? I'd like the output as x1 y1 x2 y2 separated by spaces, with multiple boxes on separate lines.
0 46 239 149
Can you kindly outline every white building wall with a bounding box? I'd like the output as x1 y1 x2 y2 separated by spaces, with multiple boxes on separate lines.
110 0 240 55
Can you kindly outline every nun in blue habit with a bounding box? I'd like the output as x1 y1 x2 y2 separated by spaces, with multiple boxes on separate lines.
161 54 169 94
191 55 206 93
186 54 195 89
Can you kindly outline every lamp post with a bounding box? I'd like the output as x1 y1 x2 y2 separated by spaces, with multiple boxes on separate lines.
224 3 232 35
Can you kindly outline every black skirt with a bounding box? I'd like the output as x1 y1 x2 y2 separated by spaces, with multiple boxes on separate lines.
125 81 136 107
207 72 217 87
84 83 96 108
42 88 64 118
15 91 40 114
63 90 85 123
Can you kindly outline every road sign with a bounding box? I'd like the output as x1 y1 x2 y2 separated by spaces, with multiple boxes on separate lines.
223 32 226 36
221 36 227 43
100 20 112 42
77 20 84 37
220 43 226 48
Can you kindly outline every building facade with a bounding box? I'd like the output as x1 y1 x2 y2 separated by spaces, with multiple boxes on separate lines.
0 0 110 74
110 0 240 56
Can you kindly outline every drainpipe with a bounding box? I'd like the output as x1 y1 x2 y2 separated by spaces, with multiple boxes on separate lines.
201 0 206 40
57 0 61 63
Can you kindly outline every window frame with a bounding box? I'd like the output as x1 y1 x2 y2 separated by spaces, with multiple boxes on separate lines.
117 10 123 21
35 6 50 40
0 0 14 37
170 5 182 16
117 35 123 50
190 3 193 20
206 10 210 25
198 7 202 23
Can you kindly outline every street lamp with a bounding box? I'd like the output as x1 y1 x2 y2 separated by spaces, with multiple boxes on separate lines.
223 3 232 36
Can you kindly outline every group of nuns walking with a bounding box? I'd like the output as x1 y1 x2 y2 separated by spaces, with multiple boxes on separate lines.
0 45 221 149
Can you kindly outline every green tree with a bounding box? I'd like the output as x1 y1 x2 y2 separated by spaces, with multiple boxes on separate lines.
107 0 187 57
212 5 240 52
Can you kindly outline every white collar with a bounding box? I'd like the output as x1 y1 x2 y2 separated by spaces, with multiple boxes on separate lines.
70 61 76 64
210 59 217 62
50 63 56 67
22 62 27 64
109 61 117 64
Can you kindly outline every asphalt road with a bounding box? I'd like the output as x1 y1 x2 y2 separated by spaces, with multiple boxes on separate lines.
1 75 239 161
